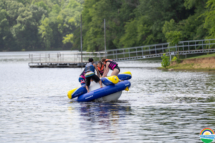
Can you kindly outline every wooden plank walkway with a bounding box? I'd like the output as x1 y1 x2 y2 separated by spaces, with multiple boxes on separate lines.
29 62 87 68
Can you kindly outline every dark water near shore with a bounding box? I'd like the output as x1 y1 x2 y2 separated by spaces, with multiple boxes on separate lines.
1 52 215 142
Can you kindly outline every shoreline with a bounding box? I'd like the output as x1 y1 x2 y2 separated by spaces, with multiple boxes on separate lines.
158 67 215 71
159 55 215 71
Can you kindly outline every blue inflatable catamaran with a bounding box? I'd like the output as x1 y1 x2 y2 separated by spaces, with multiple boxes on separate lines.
67 71 132 102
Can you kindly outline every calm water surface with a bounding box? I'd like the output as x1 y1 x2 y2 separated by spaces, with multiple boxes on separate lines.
1 52 215 142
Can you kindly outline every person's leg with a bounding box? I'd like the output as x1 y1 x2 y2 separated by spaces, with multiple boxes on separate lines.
111 68 120 76
86 85 89 93
111 66 121 81
85 77 91 92
92 75 103 88
98 80 102 88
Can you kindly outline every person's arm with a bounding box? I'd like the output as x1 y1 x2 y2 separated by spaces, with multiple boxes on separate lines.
101 66 104 78
94 63 100 77
102 62 110 77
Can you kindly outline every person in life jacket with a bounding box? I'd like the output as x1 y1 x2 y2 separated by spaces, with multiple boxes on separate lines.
97 61 104 77
79 70 85 85
102 58 120 77
84 58 103 92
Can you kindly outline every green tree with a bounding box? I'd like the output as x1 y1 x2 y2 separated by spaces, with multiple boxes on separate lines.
0 9 11 50
161 53 170 68
63 34 74 45
162 19 181 46
204 0 215 39
39 18 53 49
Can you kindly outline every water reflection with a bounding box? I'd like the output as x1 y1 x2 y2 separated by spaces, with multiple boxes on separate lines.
69 102 131 128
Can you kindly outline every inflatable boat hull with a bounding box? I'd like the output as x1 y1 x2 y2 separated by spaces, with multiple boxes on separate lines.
77 80 131 102
94 91 122 102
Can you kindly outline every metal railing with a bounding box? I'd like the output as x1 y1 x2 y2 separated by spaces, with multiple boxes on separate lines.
29 39 215 63
29 52 105 63
105 39 215 61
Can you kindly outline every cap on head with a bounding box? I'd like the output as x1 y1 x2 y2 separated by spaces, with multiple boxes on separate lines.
88 58 93 62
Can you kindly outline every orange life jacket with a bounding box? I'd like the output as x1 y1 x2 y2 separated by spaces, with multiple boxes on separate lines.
97 64 104 71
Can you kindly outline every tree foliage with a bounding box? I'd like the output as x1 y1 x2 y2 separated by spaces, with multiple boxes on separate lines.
204 0 215 39
161 53 170 68
0 0 213 51
0 0 83 51
80 0 209 51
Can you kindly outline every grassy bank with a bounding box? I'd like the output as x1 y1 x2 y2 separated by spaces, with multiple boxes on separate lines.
187 53 215 59
162 53 215 71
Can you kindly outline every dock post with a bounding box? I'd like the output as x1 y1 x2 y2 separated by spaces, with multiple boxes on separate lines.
104 19 107 58
80 14 83 68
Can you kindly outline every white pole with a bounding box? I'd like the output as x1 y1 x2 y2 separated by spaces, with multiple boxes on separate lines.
80 14 83 67
104 19 107 58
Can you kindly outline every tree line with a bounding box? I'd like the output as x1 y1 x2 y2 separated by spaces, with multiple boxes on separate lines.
1 0 215 51
0 0 83 51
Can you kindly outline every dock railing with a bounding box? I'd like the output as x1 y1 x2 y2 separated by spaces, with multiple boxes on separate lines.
28 39 215 67
29 51 106 63
105 39 215 61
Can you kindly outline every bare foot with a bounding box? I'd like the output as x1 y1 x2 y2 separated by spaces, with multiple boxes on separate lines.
100 86 103 88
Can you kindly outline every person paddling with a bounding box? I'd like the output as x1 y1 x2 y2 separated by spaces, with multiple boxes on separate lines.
84 58 102 92
97 61 104 77
102 58 120 77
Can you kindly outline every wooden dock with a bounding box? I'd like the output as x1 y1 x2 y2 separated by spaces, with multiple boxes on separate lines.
28 62 87 68
28 51 105 68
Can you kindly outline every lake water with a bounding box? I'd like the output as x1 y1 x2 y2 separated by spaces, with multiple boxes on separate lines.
1 52 215 142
